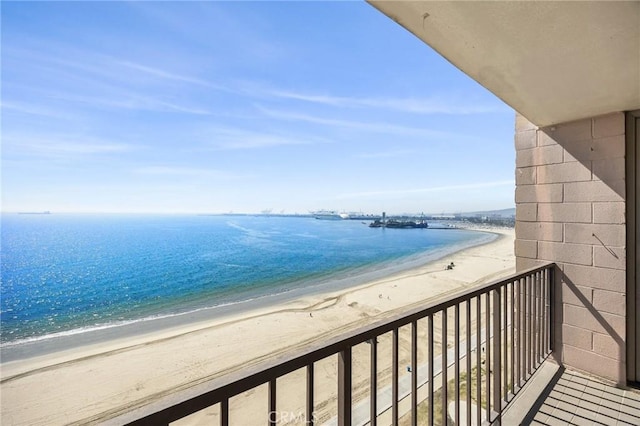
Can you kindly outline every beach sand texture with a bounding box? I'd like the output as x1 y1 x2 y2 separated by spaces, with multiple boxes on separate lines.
1 227 515 425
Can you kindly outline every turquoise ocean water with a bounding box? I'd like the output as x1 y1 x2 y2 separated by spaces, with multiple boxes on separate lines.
0 214 492 351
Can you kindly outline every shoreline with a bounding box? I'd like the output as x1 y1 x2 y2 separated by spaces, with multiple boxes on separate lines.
1 226 515 426
0 227 496 363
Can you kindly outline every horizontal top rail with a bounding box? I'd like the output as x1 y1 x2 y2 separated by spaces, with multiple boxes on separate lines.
108 262 555 425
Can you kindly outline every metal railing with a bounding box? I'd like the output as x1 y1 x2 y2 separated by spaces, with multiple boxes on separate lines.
113 263 554 426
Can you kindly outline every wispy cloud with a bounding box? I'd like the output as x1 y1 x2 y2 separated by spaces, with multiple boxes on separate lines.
0 101 71 119
256 88 509 115
4 45 229 114
127 1 288 63
203 126 331 150
337 180 515 199
357 149 417 159
256 106 455 138
134 166 250 180
3 134 138 159
115 60 229 91
6 43 228 92
45 91 213 115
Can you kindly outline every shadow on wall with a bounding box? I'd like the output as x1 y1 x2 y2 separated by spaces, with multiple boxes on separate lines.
539 115 625 200
556 263 626 383
539 114 626 384
540 115 627 274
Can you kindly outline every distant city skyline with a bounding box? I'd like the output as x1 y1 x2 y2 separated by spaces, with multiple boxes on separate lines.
2 2 515 215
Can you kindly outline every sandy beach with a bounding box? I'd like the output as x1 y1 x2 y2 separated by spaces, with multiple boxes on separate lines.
1 227 515 425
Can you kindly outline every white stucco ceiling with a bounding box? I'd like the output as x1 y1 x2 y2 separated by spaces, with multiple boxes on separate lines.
369 1 640 127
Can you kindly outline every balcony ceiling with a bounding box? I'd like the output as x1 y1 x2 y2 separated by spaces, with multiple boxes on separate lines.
369 1 640 127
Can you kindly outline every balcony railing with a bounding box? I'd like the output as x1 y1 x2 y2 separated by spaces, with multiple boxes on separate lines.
111 263 554 426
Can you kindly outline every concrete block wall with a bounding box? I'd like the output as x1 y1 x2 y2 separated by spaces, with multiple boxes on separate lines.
514 112 627 384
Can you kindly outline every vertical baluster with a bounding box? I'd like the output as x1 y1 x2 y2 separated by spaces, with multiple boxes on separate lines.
454 304 460 426
466 300 472 426
370 338 377 426
442 310 448 426
392 328 399 426
510 281 515 396
269 379 277 426
221 398 229 426
542 269 547 355
517 278 522 388
531 272 538 366
476 297 481 426
531 273 536 369
527 273 536 368
544 268 549 354
533 272 538 367
530 274 535 373
307 364 314 426
531 272 540 369
522 275 531 381
428 315 434 426
520 277 527 384
524 275 529 378
485 292 491 421
338 347 352 426
411 322 418 426
528 274 533 376
502 284 508 402
493 289 502 417
551 266 555 352
536 271 542 365
539 271 544 360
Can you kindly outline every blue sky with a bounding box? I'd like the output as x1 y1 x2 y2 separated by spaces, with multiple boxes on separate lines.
1 1 515 215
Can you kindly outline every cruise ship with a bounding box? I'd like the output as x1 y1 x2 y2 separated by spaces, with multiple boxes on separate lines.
311 210 349 220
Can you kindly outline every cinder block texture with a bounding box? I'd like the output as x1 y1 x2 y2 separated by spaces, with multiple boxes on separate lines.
593 113 625 138
562 345 626 384
537 161 591 184
537 203 592 223
564 180 624 202
593 202 625 224
544 119 592 143
562 264 626 293
563 305 625 338
562 134 625 163
538 241 592 265
516 167 536 185
564 223 625 246
514 112 627 384
592 290 626 316
515 184 562 203
515 203 537 222
515 222 563 242
517 145 564 168
516 114 537 132
515 239 537 258
593 333 625 361
515 130 537 150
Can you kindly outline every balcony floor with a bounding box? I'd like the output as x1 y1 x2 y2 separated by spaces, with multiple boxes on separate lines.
527 368 640 426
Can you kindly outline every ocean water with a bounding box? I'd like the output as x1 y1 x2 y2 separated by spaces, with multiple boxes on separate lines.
0 214 492 349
